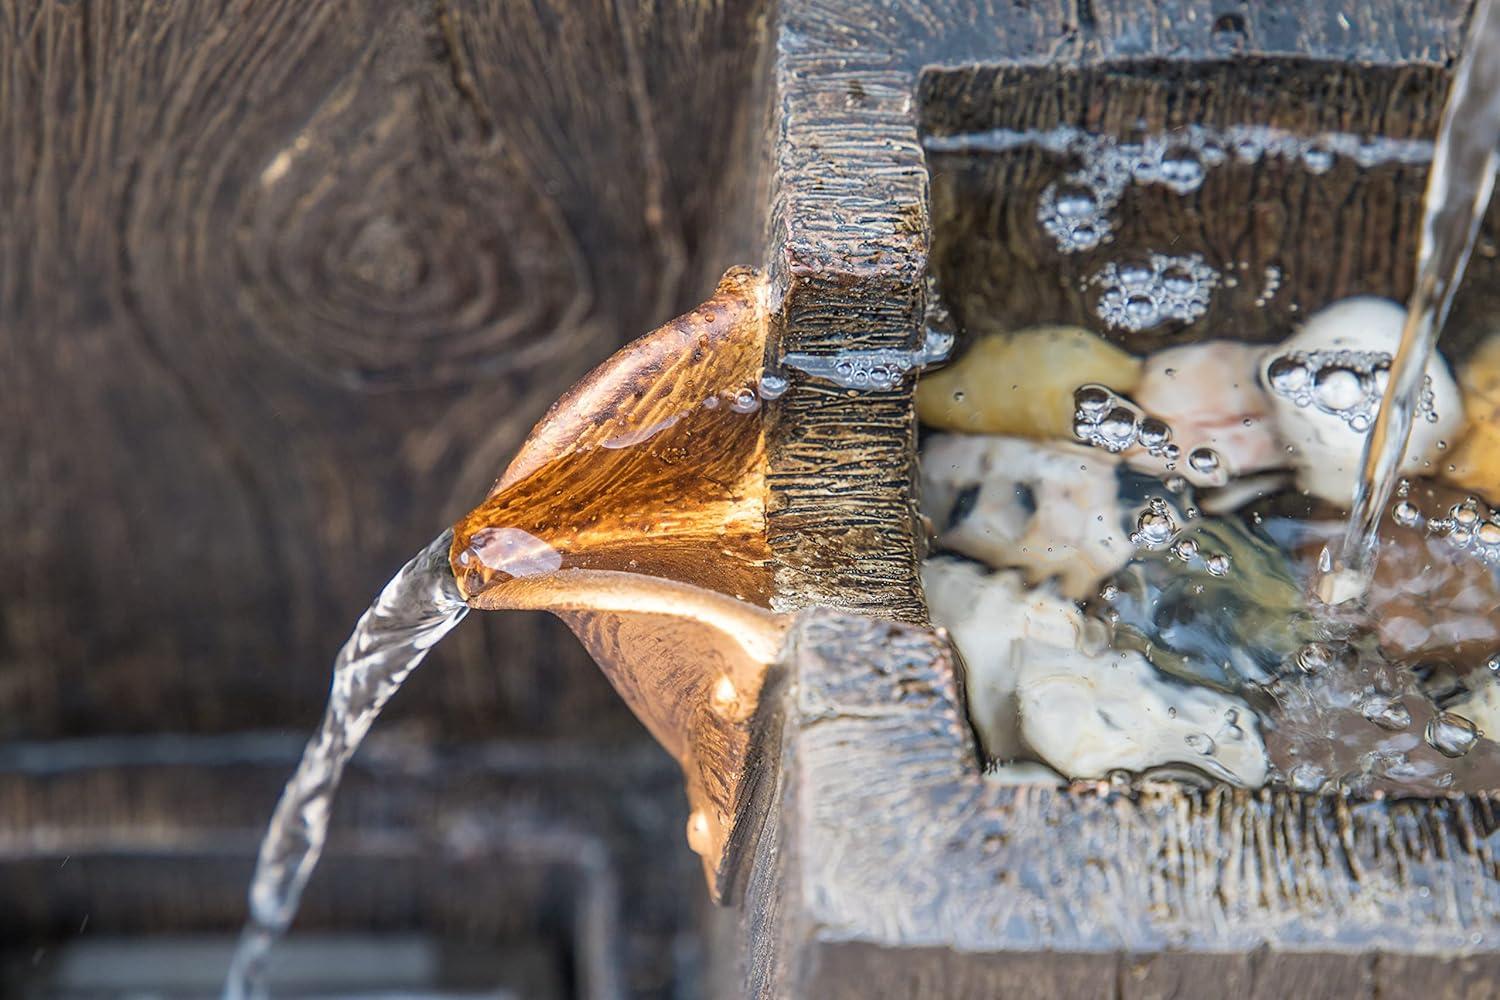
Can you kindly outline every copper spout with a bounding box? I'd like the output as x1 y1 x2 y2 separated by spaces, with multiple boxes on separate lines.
450 268 788 900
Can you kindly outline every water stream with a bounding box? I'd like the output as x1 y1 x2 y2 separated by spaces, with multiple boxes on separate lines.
1327 0 1500 600
223 531 468 1000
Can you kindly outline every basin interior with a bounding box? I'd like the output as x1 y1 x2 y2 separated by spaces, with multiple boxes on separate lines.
913 59 1500 795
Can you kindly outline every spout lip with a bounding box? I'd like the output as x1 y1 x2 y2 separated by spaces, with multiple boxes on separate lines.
466 567 790 666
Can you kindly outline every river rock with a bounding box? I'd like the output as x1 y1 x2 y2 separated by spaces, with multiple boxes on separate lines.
1127 340 1281 487
923 555 1269 787
917 325 1141 440
921 433 1132 598
1259 296 1464 506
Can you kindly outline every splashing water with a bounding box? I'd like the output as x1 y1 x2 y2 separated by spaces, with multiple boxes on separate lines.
1328 0 1500 600
223 531 468 999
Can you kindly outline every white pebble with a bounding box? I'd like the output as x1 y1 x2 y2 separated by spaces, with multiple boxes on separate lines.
1259 297 1464 505
1130 340 1280 487
921 434 1132 598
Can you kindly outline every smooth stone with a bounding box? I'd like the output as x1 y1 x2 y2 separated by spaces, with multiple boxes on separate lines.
1127 340 1280 487
922 557 1094 762
917 325 1141 440
1015 639 1269 787
1259 296 1464 506
923 556 1268 787
921 433 1132 598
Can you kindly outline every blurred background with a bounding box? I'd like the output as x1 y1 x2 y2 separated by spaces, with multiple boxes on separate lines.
0 1 769 995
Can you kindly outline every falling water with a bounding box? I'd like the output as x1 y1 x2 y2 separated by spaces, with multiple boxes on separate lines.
223 531 468 1000
1328 0 1500 599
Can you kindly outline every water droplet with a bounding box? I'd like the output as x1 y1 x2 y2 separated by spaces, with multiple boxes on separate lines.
1187 447 1220 475
1098 406 1139 451
1393 499 1423 527
1426 712 1480 758
1361 698 1412 731
1301 146 1335 174
1184 732 1216 756
1171 537 1199 562
1295 642 1335 674
1167 706 1178 718
1138 417 1172 451
1131 498 1179 550
1288 763 1327 792
1159 149 1205 192
1486 653 1500 674
1054 183 1098 217
730 388 760 413
1074 384 1113 420
757 373 789 400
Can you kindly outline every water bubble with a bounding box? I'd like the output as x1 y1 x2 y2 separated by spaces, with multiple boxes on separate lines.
1479 522 1500 546
1288 763 1327 792
1204 553 1231 577
1187 447 1220 476
1075 384 1113 420
1054 183 1097 217
1131 498 1179 550
1266 357 1309 393
1118 263 1154 286
757 373 789 400
1171 537 1199 562
1184 732 1216 756
1393 499 1423 527
1138 417 1172 452
1301 146 1335 174
1426 711 1480 758
730 388 760 413
1158 150 1205 192
1312 366 1364 413
1125 294 1159 325
1100 583 1120 602
1361 698 1412 731
1098 407 1140 451
1295 642 1335 674
1486 653 1500 674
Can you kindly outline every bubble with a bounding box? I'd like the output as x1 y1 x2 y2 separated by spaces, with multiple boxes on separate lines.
1393 500 1423 527
1125 294 1159 325
730 388 760 413
1266 357 1308 393
1054 183 1097 217
1184 732 1216 756
1479 522 1500 546
1288 763 1327 792
1090 253 1219 331
1361 698 1412 731
1073 384 1110 418
757 373 789 399
1131 498 1179 550
1138 417 1172 452
1171 537 1199 562
1486 653 1500 674
1204 553 1231 577
1158 150 1205 192
1301 146 1335 174
1099 583 1120 602
1426 712 1480 758
1295 642 1335 674
1311 366 1364 413
1187 447 1220 475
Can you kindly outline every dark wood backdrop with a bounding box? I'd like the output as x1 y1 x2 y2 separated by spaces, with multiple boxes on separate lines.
0 1 768 994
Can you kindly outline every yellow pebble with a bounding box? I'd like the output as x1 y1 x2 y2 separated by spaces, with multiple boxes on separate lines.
916 325 1141 440
1446 334 1500 503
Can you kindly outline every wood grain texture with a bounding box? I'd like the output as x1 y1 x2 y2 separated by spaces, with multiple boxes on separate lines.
0 0 768 741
